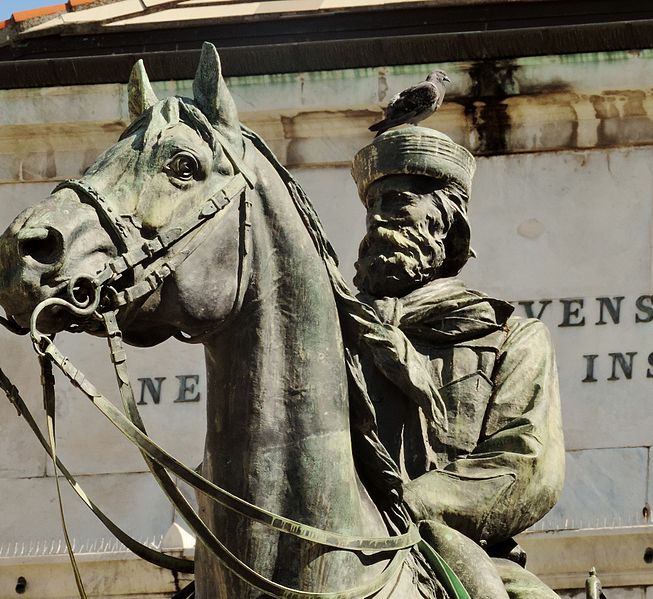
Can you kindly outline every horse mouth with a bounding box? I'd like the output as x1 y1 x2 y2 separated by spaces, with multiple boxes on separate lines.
29 305 81 334
0 188 120 334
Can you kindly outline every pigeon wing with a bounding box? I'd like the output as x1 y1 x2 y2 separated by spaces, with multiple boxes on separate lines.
384 82 440 121
369 81 442 134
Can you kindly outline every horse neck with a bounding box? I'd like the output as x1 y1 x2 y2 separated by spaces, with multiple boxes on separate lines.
201 160 385 542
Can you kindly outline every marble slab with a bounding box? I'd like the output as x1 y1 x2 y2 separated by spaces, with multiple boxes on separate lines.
0 472 174 548
535 448 648 531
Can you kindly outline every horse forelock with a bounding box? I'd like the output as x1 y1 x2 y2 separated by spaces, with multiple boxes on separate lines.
119 97 220 155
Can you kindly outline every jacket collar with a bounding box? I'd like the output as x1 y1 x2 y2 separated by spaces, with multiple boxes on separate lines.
359 278 514 344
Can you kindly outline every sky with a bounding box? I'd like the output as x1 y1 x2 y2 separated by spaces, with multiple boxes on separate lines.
0 0 57 21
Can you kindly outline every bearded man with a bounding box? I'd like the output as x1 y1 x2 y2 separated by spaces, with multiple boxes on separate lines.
350 127 565 599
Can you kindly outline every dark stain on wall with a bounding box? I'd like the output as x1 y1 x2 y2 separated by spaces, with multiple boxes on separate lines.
459 60 519 155
457 60 573 155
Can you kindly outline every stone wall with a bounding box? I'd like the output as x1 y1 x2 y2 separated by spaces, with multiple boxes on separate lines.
1 49 653 596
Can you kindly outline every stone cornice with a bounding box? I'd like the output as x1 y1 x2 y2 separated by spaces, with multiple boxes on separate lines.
2 84 653 184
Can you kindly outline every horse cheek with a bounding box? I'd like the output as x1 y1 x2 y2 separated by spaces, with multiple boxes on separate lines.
175 223 241 327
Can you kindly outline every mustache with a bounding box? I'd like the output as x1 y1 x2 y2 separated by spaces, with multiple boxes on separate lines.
359 225 423 256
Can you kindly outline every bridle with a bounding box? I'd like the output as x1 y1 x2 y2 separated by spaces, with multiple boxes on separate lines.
50 160 252 321
0 128 472 599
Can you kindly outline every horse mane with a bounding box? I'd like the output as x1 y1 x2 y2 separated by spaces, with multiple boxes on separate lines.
240 126 408 527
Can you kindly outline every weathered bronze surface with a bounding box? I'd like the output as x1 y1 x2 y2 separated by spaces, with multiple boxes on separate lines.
351 127 565 598
0 45 564 599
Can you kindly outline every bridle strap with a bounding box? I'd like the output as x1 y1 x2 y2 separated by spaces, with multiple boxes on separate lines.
41 354 88 599
213 128 256 189
173 188 253 344
53 179 134 254
55 171 250 304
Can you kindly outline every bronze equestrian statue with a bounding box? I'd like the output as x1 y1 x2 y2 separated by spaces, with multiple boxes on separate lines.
0 44 565 598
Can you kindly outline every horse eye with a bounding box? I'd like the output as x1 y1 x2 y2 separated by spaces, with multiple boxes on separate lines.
166 153 199 181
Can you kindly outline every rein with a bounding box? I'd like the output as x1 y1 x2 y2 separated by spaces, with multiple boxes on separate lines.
0 129 470 599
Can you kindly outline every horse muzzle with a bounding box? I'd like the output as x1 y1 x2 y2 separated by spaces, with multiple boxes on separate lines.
0 188 116 330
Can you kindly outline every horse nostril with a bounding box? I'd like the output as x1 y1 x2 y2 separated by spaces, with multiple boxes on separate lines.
17 227 63 266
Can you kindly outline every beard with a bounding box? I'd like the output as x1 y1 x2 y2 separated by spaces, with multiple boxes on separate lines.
354 224 446 298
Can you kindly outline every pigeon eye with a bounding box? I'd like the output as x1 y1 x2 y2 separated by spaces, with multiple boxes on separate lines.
165 153 199 181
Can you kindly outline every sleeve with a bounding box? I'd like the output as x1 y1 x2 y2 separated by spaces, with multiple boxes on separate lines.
402 318 565 546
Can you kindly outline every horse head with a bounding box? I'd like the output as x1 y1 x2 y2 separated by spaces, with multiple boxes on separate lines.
0 43 249 345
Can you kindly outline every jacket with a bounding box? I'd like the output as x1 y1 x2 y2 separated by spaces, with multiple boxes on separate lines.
359 278 565 547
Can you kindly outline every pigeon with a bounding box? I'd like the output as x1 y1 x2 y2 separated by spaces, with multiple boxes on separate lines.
369 70 450 137
585 567 607 599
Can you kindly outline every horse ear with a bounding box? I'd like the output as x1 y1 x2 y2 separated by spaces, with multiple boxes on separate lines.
128 59 158 121
193 42 244 153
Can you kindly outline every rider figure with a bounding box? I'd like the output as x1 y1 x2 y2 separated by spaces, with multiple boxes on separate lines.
350 127 565 599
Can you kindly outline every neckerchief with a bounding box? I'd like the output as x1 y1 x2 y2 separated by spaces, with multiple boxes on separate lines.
360 278 514 345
